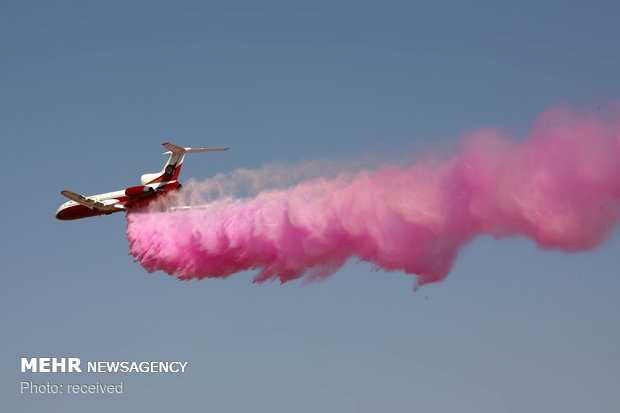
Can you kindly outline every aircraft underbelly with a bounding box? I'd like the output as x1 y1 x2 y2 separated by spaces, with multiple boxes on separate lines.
55 204 122 220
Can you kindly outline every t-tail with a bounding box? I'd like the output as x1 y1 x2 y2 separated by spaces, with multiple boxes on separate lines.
140 142 230 185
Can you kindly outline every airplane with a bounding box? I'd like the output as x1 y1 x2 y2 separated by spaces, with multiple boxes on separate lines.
55 142 229 220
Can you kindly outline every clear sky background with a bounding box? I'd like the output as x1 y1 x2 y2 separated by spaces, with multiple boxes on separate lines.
2 1 619 412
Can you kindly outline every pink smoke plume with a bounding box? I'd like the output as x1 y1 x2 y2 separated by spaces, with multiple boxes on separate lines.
127 106 620 288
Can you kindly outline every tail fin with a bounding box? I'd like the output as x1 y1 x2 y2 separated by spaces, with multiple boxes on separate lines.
141 142 229 185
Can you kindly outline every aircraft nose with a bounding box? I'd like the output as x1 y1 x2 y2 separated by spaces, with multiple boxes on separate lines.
55 204 72 220
55 207 67 220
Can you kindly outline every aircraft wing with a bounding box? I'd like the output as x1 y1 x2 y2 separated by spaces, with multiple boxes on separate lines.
170 205 213 211
60 190 126 213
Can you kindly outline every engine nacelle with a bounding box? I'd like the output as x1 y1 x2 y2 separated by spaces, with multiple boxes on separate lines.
125 185 155 197
158 181 182 192
141 173 161 185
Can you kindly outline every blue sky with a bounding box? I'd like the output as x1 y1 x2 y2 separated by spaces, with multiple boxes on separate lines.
2 1 619 412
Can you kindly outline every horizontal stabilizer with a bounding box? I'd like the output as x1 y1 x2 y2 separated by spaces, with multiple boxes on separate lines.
162 142 229 155
60 190 125 213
